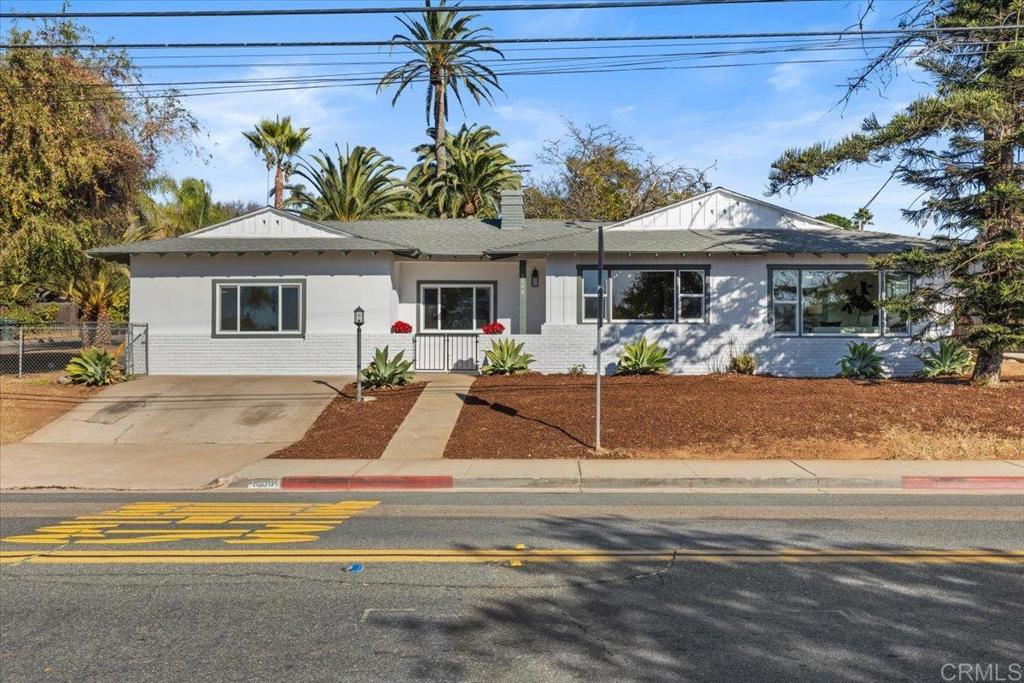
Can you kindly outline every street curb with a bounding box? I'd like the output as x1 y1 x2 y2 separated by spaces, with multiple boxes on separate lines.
902 476 1024 490
224 475 1024 492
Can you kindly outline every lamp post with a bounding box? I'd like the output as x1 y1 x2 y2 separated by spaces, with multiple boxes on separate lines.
354 306 365 402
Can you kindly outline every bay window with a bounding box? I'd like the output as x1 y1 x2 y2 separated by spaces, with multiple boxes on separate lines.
214 280 304 337
768 267 911 336
580 266 708 323
420 283 494 332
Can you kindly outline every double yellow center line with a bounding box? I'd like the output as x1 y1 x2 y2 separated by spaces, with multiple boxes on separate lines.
2 548 1021 565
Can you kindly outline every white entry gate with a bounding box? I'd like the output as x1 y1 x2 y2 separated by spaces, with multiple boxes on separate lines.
414 334 479 371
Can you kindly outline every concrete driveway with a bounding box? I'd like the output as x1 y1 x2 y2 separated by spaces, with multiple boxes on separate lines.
0 376 348 489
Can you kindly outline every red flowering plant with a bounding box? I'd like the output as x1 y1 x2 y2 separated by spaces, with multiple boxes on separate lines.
481 321 505 335
390 320 413 334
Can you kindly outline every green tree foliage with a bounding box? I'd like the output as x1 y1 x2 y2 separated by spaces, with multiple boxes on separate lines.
377 0 503 180
407 124 519 217
286 145 409 221
768 0 1023 385
0 19 199 289
242 116 311 210
852 207 874 230
816 213 857 230
526 122 712 221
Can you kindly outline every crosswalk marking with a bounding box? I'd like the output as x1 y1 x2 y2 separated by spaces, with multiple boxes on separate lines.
0 501 379 546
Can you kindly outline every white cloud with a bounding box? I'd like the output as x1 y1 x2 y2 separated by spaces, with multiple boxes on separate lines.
767 62 806 92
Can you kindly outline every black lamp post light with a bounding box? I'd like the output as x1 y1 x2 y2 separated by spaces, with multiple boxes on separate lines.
354 306 365 402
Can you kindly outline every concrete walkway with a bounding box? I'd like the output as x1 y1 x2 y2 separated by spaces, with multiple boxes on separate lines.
380 373 476 460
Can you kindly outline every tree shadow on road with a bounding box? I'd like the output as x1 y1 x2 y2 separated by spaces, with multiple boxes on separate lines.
379 518 1024 682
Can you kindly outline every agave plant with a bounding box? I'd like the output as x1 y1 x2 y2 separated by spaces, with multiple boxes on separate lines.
66 348 122 386
361 346 415 389
837 342 884 379
916 339 972 377
481 338 535 375
615 337 670 375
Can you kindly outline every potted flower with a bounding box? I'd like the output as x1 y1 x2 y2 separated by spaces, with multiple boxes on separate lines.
390 320 413 334
481 321 505 335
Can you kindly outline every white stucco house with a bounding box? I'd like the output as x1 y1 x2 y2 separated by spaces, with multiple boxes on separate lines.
90 187 935 376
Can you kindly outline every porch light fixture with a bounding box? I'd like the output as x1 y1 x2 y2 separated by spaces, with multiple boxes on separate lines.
354 306 365 401
531 268 539 287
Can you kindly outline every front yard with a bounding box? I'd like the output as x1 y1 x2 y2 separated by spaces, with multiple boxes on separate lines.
0 373 101 445
444 373 1024 460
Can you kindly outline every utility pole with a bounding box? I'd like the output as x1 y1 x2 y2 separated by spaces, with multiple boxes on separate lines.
595 224 604 451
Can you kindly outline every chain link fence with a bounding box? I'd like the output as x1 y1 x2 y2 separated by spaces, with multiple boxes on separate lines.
0 323 148 377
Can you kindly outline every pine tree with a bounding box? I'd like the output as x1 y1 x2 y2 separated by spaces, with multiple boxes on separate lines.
768 0 1023 385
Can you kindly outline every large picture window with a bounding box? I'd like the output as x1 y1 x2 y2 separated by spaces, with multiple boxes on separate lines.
214 281 303 336
769 268 911 336
420 283 494 332
580 266 708 323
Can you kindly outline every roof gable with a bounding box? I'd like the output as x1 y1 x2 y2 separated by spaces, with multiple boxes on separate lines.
607 188 838 232
185 207 351 239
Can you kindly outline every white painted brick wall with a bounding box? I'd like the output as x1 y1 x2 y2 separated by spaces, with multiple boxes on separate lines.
149 327 928 377
485 323 930 377
147 333 415 375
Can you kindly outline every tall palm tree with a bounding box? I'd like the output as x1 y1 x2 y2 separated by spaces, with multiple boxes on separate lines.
852 207 874 230
286 145 409 221
377 0 503 179
408 124 518 217
242 116 311 209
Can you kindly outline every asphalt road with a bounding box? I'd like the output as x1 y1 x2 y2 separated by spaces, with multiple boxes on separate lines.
1 491 1022 683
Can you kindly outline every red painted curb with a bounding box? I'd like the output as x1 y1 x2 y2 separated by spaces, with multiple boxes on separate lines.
280 475 453 490
903 476 1024 490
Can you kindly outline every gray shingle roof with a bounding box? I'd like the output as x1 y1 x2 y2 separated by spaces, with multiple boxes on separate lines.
325 218 600 256
88 235 405 257
89 215 930 259
495 228 932 255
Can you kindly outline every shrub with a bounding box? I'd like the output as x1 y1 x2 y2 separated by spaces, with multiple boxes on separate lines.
916 339 972 377
728 352 757 375
567 363 587 376
1 303 61 326
390 320 412 334
616 337 670 375
66 348 122 386
837 342 884 379
361 346 414 388
482 338 534 375
481 321 505 335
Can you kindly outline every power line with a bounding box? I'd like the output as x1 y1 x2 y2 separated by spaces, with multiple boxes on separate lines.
0 0 882 19
5 24 1020 50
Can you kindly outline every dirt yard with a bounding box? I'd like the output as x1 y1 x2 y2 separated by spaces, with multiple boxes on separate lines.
444 374 1024 460
270 383 426 459
0 373 101 445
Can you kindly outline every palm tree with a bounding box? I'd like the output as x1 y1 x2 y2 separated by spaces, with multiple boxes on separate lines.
377 0 503 180
59 260 130 346
852 207 874 230
286 145 409 221
242 116 311 209
407 124 518 217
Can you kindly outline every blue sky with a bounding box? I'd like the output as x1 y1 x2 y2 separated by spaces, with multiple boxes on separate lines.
7 0 936 235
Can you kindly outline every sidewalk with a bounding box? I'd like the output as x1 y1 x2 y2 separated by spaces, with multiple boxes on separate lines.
224 458 1024 492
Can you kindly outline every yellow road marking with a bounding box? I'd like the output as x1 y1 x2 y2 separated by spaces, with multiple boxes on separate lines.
0 501 379 546
1 549 1021 565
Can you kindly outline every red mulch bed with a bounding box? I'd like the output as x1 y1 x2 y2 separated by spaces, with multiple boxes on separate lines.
444 374 1024 460
270 382 425 459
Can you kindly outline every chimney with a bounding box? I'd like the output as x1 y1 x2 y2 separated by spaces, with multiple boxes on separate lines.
499 189 524 230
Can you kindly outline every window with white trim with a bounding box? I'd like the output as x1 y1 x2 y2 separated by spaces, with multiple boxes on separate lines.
420 284 494 332
769 268 911 336
580 266 708 323
215 281 303 335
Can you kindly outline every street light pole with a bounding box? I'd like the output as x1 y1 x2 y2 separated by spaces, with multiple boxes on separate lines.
595 224 604 452
354 306 365 402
